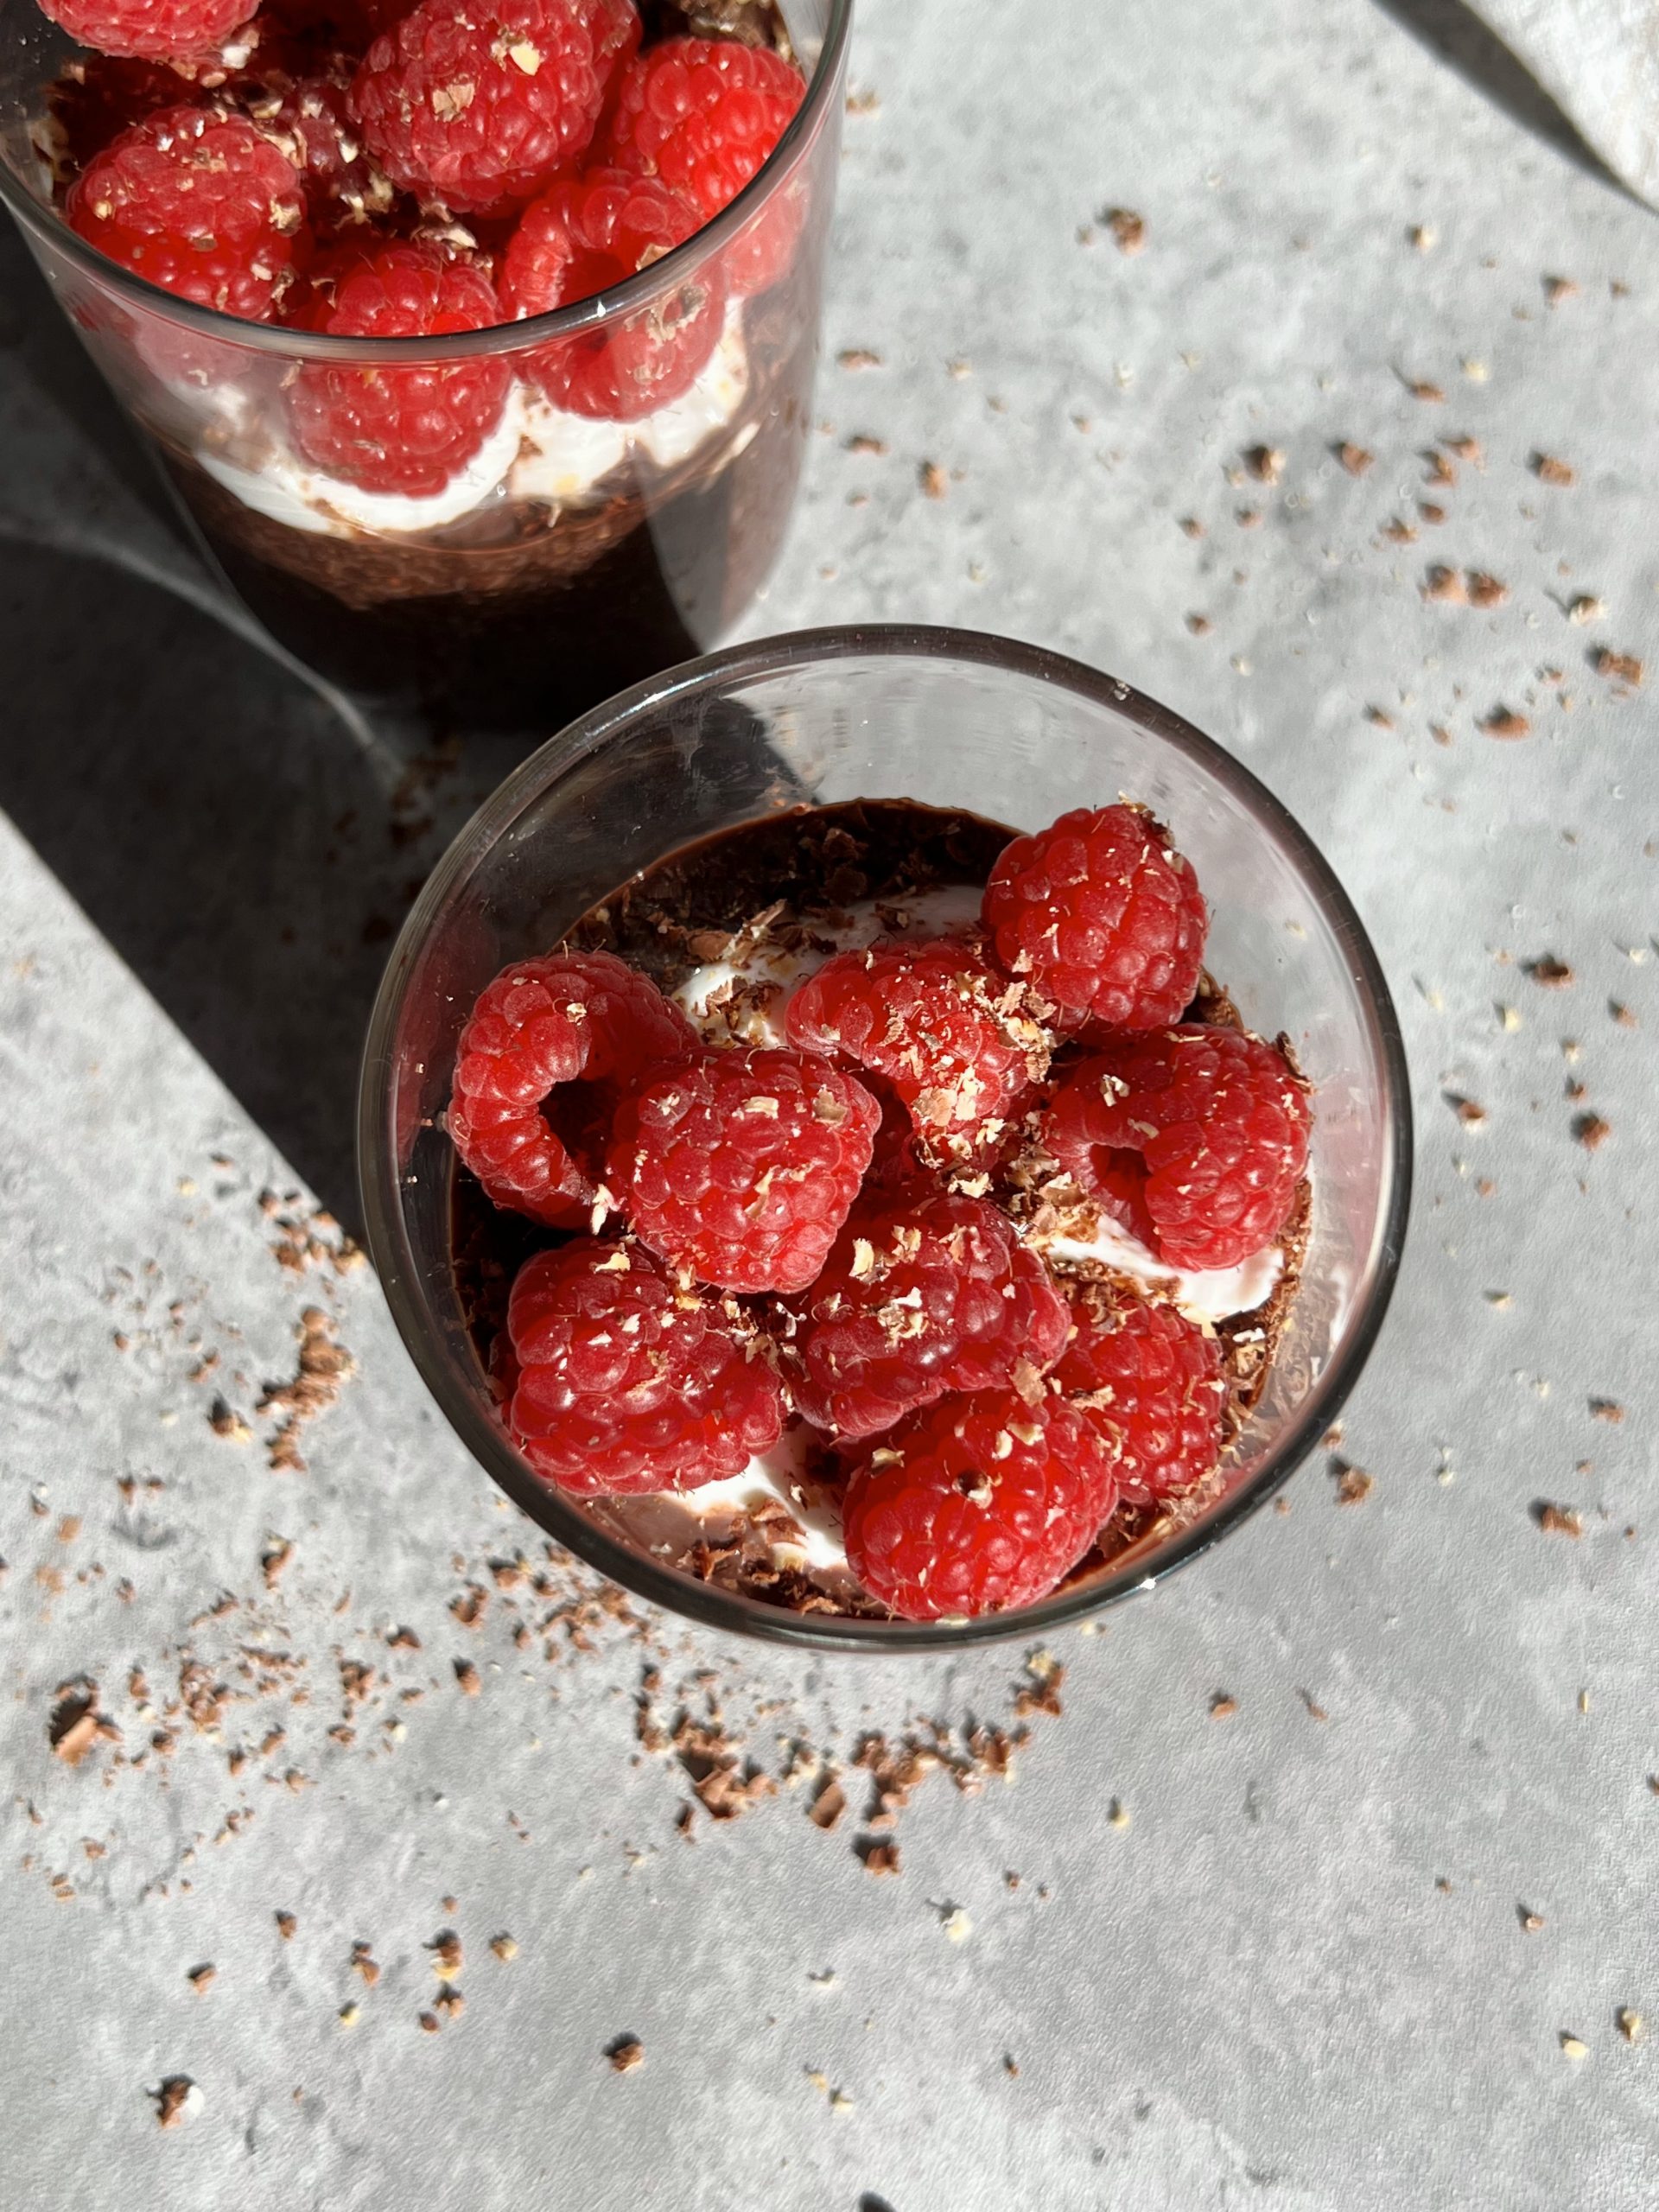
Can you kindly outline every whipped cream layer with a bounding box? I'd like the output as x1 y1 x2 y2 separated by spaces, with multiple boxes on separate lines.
194 300 751 541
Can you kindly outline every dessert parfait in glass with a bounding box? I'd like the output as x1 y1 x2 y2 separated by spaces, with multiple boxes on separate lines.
360 634 1408 1648
0 0 849 728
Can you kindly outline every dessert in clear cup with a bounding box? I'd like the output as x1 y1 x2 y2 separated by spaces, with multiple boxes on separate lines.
443 794 1315 1623
11 0 842 725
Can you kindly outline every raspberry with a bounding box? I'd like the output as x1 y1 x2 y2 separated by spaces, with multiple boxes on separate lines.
842 1390 1119 1621
284 242 513 493
241 66 396 233
982 804 1208 1037
600 35 804 293
500 168 723 419
786 938 1050 1167
607 1046 880 1294
1043 1025 1311 1270
785 1187 1068 1440
1054 1287 1224 1503
505 1238 784 1493
66 104 307 319
40 0 251 64
449 949 696 1230
349 0 639 216
48 56 201 175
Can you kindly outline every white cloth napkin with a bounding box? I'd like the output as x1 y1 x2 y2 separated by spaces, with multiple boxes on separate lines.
1468 0 1659 202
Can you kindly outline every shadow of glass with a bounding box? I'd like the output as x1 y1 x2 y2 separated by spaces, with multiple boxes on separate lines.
1370 0 1633 196
0 219 192 550
0 538 512 1226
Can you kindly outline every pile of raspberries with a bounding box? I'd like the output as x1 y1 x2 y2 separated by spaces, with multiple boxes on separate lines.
448 802 1313 1622
41 0 804 480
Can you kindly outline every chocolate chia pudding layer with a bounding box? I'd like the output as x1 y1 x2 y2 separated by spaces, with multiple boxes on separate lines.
163 302 810 733
450 798 1313 1618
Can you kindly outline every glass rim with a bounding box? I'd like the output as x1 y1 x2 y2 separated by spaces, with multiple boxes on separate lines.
0 0 852 364
357 622 1415 1654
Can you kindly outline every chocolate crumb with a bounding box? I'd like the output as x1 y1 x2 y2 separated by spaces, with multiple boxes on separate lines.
1424 566 1466 604
1335 442 1374 476
454 1660 480 1696
1209 1693 1238 1720
49 1681 116 1766
607 2036 645 2072
1466 572 1508 607
1408 378 1446 403
836 348 881 371
844 433 887 456
1185 613 1211 635
808 1778 846 1832
1535 1503 1584 1538
1446 1094 1486 1128
1592 648 1643 686
1573 1112 1611 1152
1533 454 1575 486
918 461 948 501
1526 957 1574 988
154 2077 195 2128
860 1839 901 1876
1104 207 1145 254
1333 1464 1374 1506
1589 1399 1624 1424
417 2011 440 2034
276 1910 296 1941
1481 708 1530 739
187 1964 215 1996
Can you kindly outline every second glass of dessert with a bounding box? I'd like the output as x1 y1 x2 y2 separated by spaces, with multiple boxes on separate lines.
360 628 1412 1646
0 0 849 731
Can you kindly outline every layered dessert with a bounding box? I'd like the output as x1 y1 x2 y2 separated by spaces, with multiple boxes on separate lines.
25 0 827 726
445 798 1314 1623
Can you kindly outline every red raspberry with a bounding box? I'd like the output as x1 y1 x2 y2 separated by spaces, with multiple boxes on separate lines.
241 67 397 233
284 242 512 493
1054 1287 1224 1503
449 949 696 1230
842 1390 1119 1621
500 168 723 420
982 804 1208 1037
505 1238 784 1493
66 104 307 320
785 1187 1068 1440
607 1046 880 1294
601 36 804 294
40 0 251 63
1043 1026 1311 1270
786 938 1050 1167
48 56 201 176
349 0 640 216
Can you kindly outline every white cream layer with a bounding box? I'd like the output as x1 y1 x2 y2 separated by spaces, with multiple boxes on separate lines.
194 300 750 541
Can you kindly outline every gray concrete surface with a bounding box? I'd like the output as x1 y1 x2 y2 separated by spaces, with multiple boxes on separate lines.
3 1 1656 2205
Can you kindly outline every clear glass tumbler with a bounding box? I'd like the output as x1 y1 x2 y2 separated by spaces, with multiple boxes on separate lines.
0 0 850 734
359 625 1414 1651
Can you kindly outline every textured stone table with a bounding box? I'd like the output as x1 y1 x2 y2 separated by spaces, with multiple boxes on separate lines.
3 2 1656 2206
